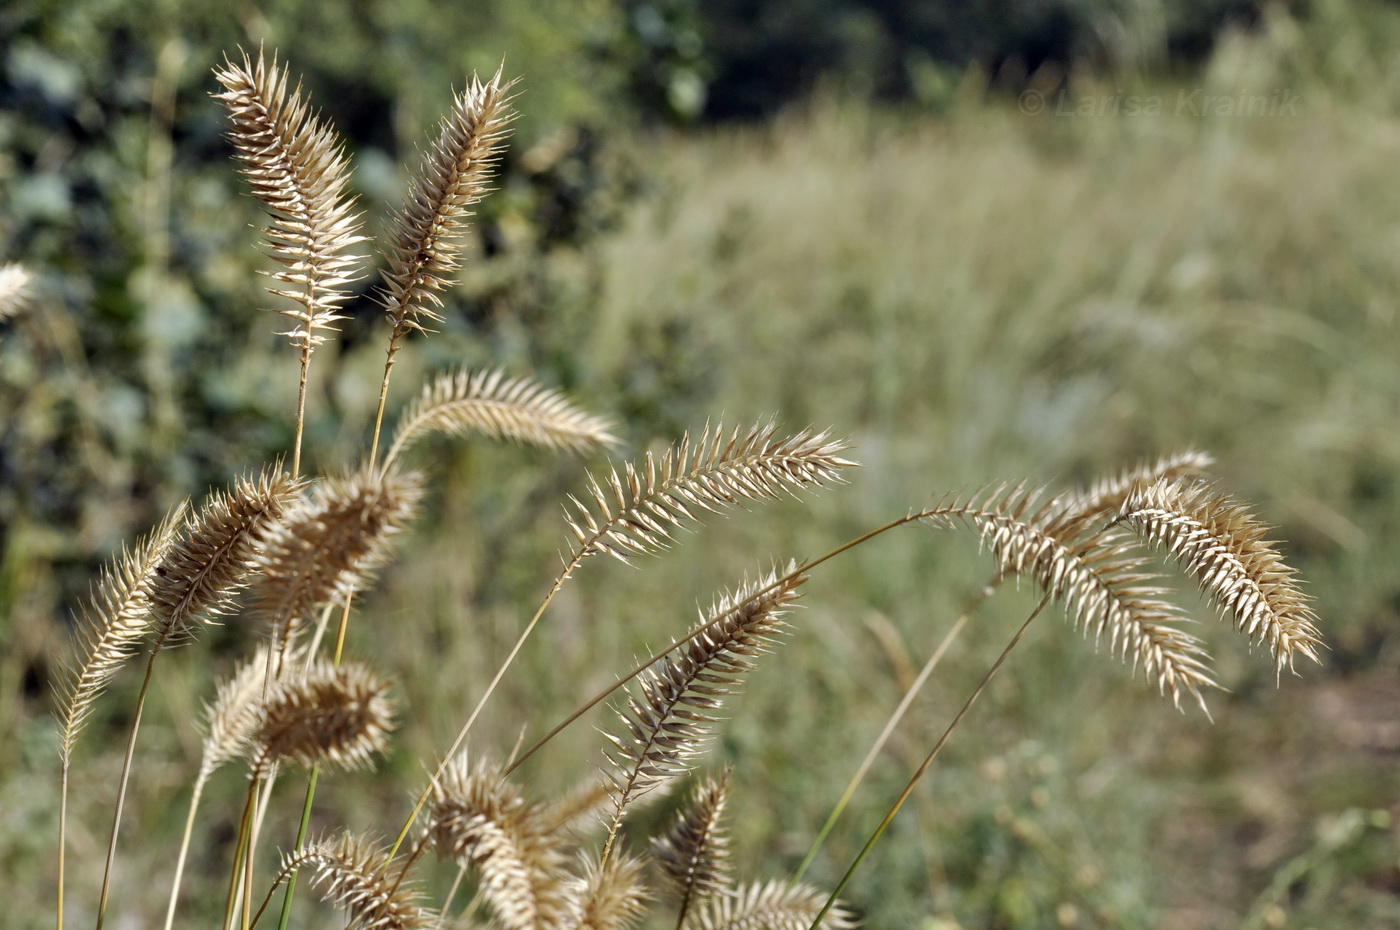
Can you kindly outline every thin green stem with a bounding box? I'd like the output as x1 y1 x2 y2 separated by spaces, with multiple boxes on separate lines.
808 593 1051 929
277 589 352 928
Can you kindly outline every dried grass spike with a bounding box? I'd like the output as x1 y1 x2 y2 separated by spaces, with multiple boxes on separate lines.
565 851 649 930
1068 450 1215 523
58 500 189 764
427 754 571 930
199 645 278 777
921 487 1219 711
691 879 858 930
604 565 806 825
254 465 424 646
252 657 394 774
1116 477 1324 674
379 67 515 337
147 466 301 639
0 262 33 321
651 768 733 915
213 49 365 350
565 421 855 565
289 832 434 930
387 368 618 465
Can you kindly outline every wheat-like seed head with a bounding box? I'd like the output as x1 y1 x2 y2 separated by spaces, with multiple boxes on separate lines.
147 466 301 641
0 262 33 322
650 768 733 915
288 832 434 930
379 67 515 338
213 49 365 351
923 485 1219 711
604 565 807 821
1116 477 1324 675
198 644 283 779
690 879 858 930
58 500 189 764
565 851 649 930
1066 450 1215 524
427 754 572 930
251 657 394 774
386 368 619 466
253 465 424 647
565 421 856 565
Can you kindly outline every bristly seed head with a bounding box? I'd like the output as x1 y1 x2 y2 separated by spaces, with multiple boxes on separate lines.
252 658 394 774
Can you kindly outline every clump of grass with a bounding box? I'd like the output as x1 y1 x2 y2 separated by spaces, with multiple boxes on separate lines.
50 48 1323 930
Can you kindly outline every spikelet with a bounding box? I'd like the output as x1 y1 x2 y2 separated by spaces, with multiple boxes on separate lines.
379 68 514 338
427 754 571 930
690 879 858 930
198 645 279 779
253 465 423 646
564 851 649 930
58 500 188 764
1066 450 1215 523
0 262 33 321
386 368 618 466
287 832 433 930
604 566 807 822
650 769 732 916
250 657 394 774
922 486 1218 711
213 49 365 351
146 466 301 641
564 421 856 565
1115 477 1324 675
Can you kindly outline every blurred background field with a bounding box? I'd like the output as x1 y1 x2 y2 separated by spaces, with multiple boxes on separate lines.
4 1 1400 927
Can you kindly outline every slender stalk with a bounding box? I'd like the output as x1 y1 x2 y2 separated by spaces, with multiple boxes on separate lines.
94 640 165 930
807 593 1051 929
504 514 926 780
223 776 260 930
57 766 68 930
290 348 310 479
791 587 990 883
367 334 405 473
274 769 319 930
164 769 212 930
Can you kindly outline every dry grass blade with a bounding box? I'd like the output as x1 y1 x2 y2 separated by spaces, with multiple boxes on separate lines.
427 754 572 930
603 566 807 830
1115 477 1324 674
923 486 1219 711
378 68 514 338
0 262 33 321
386 368 618 466
251 657 395 774
565 421 855 565
57 500 188 764
651 769 732 919
147 466 301 641
286 832 434 930
690 879 857 930
213 49 365 351
565 851 649 930
254 465 424 648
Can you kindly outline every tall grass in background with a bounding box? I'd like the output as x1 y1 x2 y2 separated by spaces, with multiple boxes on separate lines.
9 6 1400 929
